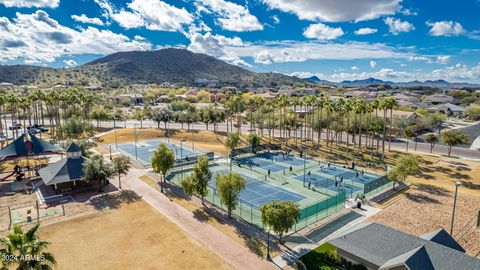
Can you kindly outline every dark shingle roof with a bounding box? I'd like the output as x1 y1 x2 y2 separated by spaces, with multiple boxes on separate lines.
38 156 87 185
0 133 63 160
66 142 82 153
328 223 480 270
380 246 434 270
420 229 466 253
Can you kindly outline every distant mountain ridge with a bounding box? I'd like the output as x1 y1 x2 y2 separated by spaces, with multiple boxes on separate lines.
301 76 480 89
0 48 301 87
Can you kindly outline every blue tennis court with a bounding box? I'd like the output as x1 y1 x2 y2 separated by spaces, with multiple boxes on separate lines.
235 157 288 172
210 170 306 208
116 140 201 165
256 152 311 167
293 174 363 194
317 166 377 184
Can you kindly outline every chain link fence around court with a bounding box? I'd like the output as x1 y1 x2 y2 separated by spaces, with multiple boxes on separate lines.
167 169 348 234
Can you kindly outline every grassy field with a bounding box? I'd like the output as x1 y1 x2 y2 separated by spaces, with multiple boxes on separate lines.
40 200 233 270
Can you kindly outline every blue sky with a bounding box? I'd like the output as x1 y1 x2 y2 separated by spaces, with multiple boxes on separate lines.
1 0 480 83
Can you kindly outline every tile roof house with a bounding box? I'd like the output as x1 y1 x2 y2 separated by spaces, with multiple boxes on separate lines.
328 223 480 270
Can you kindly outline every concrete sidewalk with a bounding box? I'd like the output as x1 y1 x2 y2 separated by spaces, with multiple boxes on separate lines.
117 168 276 270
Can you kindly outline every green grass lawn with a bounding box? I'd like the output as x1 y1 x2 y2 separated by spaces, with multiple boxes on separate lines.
300 243 337 270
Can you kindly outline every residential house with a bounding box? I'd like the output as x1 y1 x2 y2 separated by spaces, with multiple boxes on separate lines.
109 94 144 106
424 94 454 105
427 103 466 117
0 82 14 91
328 222 480 270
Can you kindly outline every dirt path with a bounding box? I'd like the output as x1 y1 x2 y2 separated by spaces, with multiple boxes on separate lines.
118 168 276 270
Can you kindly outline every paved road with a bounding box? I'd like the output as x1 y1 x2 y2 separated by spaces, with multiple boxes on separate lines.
96 119 480 160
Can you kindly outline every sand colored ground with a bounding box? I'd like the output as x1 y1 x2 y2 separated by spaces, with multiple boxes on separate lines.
367 185 480 257
40 200 233 270
139 174 280 258
98 128 258 156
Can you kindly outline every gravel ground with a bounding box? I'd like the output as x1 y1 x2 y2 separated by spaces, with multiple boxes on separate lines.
368 184 480 257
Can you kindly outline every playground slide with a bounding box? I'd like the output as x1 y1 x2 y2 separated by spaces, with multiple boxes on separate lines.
0 171 15 181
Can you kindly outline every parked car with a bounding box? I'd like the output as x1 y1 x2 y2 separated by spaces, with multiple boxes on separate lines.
27 127 41 134
8 123 21 130
27 124 49 132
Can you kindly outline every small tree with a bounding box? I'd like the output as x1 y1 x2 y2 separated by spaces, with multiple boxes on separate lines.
225 132 240 171
0 223 56 270
89 106 110 127
112 155 131 189
425 134 438 153
248 133 261 153
83 155 113 189
180 156 212 204
387 154 420 188
61 117 94 139
403 129 415 152
215 172 246 218
260 200 301 243
442 130 469 157
151 143 175 193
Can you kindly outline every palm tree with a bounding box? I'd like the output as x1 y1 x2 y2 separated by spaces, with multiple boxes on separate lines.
0 223 56 270
7 93 20 139
384 97 397 151
225 132 240 172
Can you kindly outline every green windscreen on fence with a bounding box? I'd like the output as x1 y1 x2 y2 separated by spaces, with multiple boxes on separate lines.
168 171 347 234
364 176 392 196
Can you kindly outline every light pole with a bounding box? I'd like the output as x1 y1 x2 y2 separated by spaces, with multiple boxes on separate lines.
450 181 462 235
266 230 272 261
180 139 186 170
114 126 118 150
303 144 307 187
133 124 139 160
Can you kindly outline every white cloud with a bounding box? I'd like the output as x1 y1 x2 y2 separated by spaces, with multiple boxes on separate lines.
186 31 249 67
384 17 415 35
408 56 433 64
71 14 104 26
254 50 273 64
303 23 344 40
370 60 377 68
436 55 450 64
272 15 280 24
351 66 359 71
400 8 417 16
0 0 59 8
95 0 193 32
330 68 412 82
354 27 377 35
111 10 144 29
261 0 401 22
231 41 410 65
0 10 151 64
426 21 465 37
325 63 480 83
430 63 480 82
196 0 263 32
63 59 77 67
